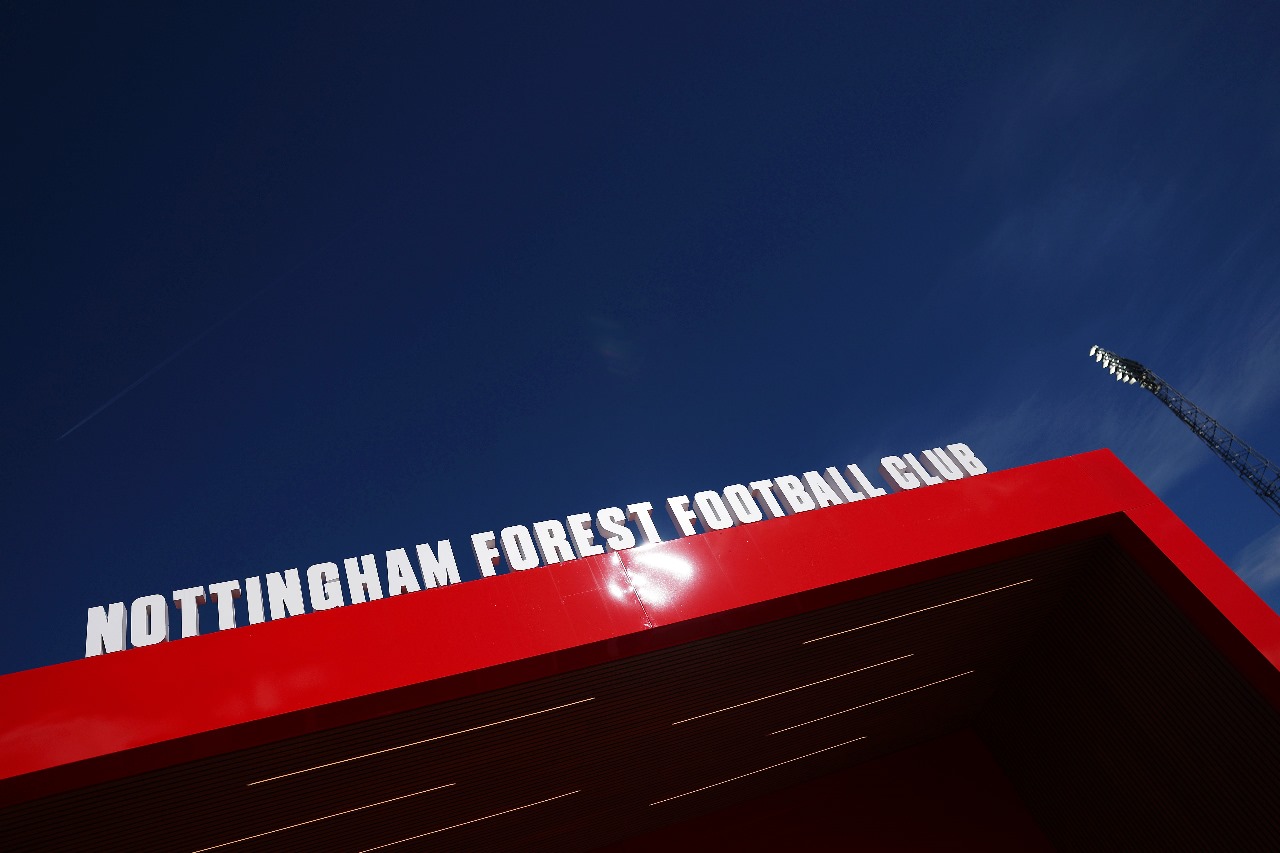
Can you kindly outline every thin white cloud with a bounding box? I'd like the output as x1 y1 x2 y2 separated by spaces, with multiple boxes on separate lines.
960 184 1280 497
1236 525 1280 592
981 181 1178 279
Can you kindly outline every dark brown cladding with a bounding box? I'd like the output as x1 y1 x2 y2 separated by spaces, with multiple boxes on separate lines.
1 543 1080 851
979 538 1280 851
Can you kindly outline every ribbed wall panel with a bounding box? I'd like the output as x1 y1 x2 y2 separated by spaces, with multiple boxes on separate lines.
6 534 1275 851
978 539 1280 851
0 546 1082 852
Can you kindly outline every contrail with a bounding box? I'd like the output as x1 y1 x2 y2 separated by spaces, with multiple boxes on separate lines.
58 272 292 441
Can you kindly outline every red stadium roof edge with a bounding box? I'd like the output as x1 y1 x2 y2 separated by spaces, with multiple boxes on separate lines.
1 448 1278 813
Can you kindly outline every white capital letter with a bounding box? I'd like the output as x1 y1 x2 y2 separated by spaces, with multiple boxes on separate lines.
385 549 422 596
471 532 501 577
172 586 206 638
596 507 637 551
749 480 787 518
723 484 764 524
774 475 817 513
627 502 663 545
693 490 735 530
533 519 576 564
267 569 306 618
666 495 699 537
130 594 169 647
307 563 345 610
500 525 541 571
946 443 988 475
418 540 461 587
566 512 606 558
343 556 384 604
879 456 919 491
86 602 126 657
846 464 887 498
208 580 241 630
904 453 943 486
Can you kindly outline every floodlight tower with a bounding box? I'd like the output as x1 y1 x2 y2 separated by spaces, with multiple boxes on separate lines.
1088 345 1280 517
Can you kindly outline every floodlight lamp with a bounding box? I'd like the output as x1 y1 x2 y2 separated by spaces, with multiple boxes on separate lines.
1089 345 1098 357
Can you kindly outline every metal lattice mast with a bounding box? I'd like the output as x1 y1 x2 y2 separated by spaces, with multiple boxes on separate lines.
1089 346 1280 517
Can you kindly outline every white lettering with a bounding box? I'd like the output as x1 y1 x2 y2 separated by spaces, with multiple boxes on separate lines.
627 502 663 545
693 490 735 530
596 507 636 551
533 519 576 564
566 512 606 558
802 471 843 508
130 594 168 647
947 443 988 475
500 525 541 571
774 475 817 513
208 580 241 630
921 447 964 481
823 467 858 502
666 495 700 537
85 602 126 657
749 480 787 518
722 484 764 524
903 453 943 486
245 576 266 624
343 555 385 604
417 540 461 587
879 456 919 491
846 464 887 498
385 549 422 596
267 569 306 619
471 532 501 577
172 586 206 638
307 563 345 610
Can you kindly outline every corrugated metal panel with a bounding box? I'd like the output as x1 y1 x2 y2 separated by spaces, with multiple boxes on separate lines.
1 544 1083 852
978 538 1280 852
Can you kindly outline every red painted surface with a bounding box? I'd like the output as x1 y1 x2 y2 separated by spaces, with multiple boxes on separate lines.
2 449 1278 808
599 728 1053 852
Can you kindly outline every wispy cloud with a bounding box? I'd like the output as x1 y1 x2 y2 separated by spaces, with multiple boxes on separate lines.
587 315 641 377
57 262 304 441
961 156 1280 497
981 180 1179 279
1236 525 1280 592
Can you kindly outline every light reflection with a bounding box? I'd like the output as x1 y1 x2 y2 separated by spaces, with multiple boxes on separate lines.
623 549 694 609
626 572 668 605
629 552 693 580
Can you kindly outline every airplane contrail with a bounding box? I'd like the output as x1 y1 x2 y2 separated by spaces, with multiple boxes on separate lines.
57 274 291 442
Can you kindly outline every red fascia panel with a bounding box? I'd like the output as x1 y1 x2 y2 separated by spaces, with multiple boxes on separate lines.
1 449 1277 808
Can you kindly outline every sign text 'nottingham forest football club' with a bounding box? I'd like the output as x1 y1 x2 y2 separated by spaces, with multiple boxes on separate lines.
84 443 987 656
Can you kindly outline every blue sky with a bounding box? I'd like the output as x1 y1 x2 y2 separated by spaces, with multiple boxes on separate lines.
4 2 1279 675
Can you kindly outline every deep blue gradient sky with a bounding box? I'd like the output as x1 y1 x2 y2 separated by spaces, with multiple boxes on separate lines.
5 2 1279 675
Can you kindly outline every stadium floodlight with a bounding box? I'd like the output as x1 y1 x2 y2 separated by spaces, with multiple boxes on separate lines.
1087 345 1280 516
